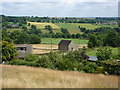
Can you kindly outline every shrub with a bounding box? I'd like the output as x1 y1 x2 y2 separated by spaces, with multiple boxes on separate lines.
36 56 54 69
84 62 98 73
8 60 27 65
96 47 112 60
64 50 83 62
99 60 120 75
24 54 39 62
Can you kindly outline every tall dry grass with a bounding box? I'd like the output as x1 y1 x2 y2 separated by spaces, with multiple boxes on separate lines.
1 65 118 88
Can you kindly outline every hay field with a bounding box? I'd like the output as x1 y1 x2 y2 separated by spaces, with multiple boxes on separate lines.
32 44 58 49
28 22 60 29
32 44 58 54
1 65 118 88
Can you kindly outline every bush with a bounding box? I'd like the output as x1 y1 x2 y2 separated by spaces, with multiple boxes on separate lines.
8 60 27 65
36 56 54 69
8 60 37 67
84 62 98 73
96 47 112 60
99 60 120 75
64 50 83 62
24 54 39 62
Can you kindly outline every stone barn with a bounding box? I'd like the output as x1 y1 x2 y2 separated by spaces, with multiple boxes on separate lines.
14 44 33 58
58 40 79 51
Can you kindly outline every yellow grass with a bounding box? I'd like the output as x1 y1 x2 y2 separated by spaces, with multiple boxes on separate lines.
32 44 58 49
32 44 88 54
7 28 23 32
32 44 58 54
1 65 118 88
28 22 60 29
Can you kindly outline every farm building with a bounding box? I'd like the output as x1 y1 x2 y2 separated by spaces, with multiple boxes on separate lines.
14 44 33 58
88 56 98 62
80 51 98 62
58 40 79 51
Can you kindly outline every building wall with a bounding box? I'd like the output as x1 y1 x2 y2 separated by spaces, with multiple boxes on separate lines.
58 42 79 51
15 44 33 58
69 42 79 51
58 45 68 51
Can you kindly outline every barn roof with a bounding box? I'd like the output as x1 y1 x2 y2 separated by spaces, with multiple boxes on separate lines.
88 56 98 62
58 40 72 46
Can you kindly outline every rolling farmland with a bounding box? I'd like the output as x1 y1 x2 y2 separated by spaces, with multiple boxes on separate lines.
28 22 101 34
41 38 89 44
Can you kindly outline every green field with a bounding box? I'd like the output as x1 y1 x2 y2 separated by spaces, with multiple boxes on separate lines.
7 28 23 32
41 38 88 44
28 22 103 34
55 23 101 34
86 47 119 56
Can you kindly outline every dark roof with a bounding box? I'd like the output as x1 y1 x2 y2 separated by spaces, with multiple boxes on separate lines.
9 24 19 27
88 56 98 62
81 52 89 59
58 40 72 46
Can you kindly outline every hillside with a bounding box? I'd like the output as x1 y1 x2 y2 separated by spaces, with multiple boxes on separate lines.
27 22 117 34
28 22 100 34
1 65 118 88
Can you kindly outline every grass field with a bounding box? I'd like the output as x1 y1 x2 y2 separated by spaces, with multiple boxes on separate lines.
28 22 60 29
86 47 119 56
28 22 102 34
7 22 117 34
7 28 23 32
55 23 101 34
1 65 118 88
41 38 88 44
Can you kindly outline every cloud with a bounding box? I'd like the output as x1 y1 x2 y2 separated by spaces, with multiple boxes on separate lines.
1 0 120 2
1 1 118 17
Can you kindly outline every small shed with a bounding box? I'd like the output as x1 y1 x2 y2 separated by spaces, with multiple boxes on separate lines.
88 56 98 62
14 44 33 58
9 24 19 27
58 40 79 51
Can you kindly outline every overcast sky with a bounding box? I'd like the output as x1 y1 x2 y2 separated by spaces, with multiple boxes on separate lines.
1 0 119 17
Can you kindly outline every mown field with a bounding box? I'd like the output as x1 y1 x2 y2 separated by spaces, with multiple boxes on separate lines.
28 22 101 34
28 22 118 34
41 38 89 44
1 65 118 88
86 47 119 56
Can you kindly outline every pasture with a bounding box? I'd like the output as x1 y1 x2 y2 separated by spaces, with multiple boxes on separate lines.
27 22 102 34
41 38 89 44
1 65 118 88
86 47 119 56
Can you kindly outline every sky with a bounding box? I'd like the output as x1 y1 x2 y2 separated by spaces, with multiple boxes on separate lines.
1 0 119 17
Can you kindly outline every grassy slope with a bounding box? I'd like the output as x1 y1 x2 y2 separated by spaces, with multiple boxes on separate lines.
28 22 102 34
86 47 119 56
41 38 88 44
1 65 118 88
55 23 101 34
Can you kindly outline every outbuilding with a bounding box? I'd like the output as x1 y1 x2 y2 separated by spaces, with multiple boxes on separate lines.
14 44 33 58
58 40 79 51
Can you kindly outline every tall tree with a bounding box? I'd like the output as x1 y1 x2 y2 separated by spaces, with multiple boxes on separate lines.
1 41 17 62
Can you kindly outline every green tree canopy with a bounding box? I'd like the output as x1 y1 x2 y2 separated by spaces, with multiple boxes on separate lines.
1 41 17 62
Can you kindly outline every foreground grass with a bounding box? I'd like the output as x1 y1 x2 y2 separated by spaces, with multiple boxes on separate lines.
41 38 88 44
1 65 118 88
